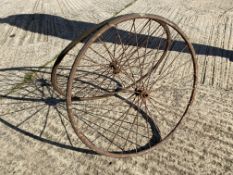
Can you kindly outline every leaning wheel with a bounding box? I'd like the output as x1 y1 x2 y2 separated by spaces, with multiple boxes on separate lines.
66 14 197 157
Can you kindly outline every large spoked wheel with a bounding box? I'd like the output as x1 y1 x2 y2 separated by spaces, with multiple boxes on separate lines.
66 14 197 158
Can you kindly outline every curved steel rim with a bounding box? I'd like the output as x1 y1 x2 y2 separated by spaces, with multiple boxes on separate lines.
66 13 198 158
51 18 114 96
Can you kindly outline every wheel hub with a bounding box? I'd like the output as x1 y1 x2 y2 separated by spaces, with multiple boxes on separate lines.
135 87 149 99
109 61 121 74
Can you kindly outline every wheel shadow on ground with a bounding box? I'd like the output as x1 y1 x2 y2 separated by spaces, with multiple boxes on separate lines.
0 13 232 61
0 66 162 155
0 66 98 154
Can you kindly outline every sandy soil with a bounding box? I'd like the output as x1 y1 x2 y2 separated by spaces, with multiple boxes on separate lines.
0 0 232 174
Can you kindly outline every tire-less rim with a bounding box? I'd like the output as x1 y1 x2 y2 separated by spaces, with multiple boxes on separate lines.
66 13 197 158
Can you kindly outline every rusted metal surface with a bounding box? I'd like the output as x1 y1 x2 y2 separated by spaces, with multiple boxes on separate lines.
51 13 197 158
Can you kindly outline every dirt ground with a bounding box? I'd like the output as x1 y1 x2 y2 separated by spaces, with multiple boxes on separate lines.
0 0 232 174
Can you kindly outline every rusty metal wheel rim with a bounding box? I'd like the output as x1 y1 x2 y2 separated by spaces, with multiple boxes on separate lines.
66 13 197 158
51 19 113 97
